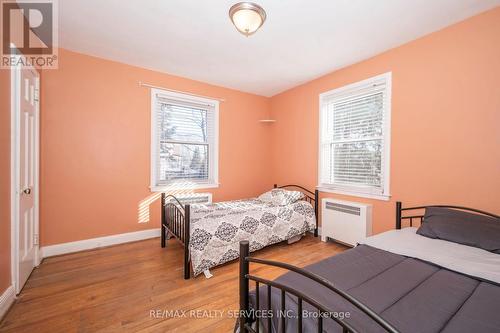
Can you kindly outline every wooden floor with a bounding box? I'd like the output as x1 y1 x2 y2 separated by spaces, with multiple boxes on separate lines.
0 235 346 333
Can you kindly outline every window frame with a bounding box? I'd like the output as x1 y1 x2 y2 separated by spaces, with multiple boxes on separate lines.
150 88 219 192
317 72 392 201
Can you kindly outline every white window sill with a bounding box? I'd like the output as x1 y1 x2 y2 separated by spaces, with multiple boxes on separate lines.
316 186 391 201
150 183 219 192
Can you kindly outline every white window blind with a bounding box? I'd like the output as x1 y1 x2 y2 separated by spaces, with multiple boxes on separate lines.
319 73 391 200
151 89 219 190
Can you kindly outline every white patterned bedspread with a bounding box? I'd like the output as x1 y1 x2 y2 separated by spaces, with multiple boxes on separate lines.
189 199 316 276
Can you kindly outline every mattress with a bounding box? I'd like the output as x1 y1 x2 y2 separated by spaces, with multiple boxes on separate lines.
248 228 500 333
189 198 316 276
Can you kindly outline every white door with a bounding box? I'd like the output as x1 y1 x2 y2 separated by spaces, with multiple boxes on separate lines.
14 65 40 293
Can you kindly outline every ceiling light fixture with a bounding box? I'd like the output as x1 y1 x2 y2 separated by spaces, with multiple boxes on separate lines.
229 2 266 37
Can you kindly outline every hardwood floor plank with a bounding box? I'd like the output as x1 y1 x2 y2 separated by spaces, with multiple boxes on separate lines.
0 235 346 333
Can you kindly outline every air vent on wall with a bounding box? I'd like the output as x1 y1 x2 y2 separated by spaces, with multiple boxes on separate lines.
325 202 361 216
165 193 212 205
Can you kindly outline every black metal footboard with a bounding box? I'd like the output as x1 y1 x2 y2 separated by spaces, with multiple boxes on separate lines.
161 193 191 279
238 241 399 333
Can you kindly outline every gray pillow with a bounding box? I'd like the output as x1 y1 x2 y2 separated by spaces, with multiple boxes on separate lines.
417 207 500 254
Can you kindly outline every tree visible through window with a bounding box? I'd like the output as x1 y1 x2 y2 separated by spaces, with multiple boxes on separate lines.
151 89 218 190
319 73 391 199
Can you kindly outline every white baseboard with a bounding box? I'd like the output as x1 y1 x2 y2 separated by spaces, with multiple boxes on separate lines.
41 228 161 258
0 285 15 320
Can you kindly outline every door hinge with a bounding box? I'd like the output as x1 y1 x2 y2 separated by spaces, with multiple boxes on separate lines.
34 233 39 246
34 88 39 102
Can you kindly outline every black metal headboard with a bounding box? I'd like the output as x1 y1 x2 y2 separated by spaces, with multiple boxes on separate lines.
396 201 499 229
274 184 319 237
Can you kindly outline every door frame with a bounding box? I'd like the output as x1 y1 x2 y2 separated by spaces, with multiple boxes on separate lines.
10 49 41 294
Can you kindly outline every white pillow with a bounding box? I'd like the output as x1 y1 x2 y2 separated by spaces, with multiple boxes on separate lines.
258 189 305 206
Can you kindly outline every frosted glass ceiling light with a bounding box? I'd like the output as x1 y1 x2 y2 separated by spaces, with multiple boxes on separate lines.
229 2 266 36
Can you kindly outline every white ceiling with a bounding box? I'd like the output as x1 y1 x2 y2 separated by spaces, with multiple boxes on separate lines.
59 0 499 97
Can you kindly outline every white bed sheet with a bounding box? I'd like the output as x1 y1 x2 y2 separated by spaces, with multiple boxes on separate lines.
360 227 500 284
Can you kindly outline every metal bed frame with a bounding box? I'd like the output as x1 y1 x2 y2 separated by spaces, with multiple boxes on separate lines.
160 184 319 280
395 201 499 229
238 201 499 333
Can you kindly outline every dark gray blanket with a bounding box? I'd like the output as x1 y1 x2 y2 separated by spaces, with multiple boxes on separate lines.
247 245 500 333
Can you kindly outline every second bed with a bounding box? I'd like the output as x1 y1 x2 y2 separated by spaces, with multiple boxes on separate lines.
161 184 318 279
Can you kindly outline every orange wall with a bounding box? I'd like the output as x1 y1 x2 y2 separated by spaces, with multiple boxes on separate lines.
0 69 11 294
39 8 500 246
269 8 500 234
40 49 272 246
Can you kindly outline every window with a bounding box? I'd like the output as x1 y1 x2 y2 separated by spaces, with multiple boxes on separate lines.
318 73 391 200
151 89 219 191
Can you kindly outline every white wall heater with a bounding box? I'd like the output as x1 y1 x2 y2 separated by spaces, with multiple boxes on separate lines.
165 193 212 205
321 198 372 247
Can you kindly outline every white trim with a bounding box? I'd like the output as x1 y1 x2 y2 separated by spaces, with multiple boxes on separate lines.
382 73 392 201
150 183 220 192
0 285 15 320
317 72 392 201
34 75 41 266
316 186 391 201
150 88 219 192
10 51 41 294
319 73 389 100
10 50 18 295
41 229 161 258
150 88 159 191
212 100 220 187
